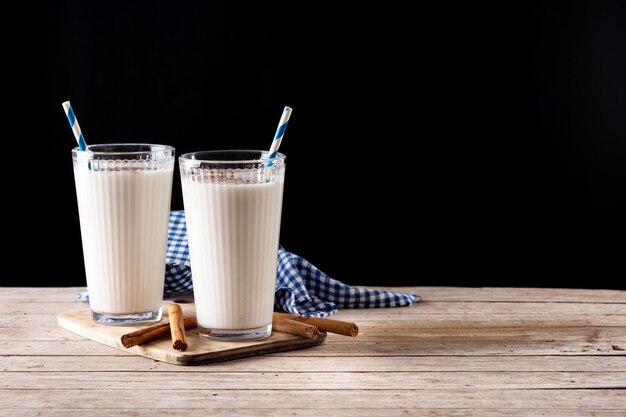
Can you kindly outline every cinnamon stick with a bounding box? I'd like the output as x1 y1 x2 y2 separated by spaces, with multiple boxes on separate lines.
273 312 358 337
121 316 197 348
272 317 320 340
168 304 188 351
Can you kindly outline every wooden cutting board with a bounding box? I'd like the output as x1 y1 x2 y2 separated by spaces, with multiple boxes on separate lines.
57 306 326 366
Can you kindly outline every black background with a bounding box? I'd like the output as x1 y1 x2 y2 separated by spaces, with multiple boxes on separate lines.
9 0 626 289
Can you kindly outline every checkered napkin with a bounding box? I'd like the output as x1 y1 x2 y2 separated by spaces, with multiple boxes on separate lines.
77 211 420 317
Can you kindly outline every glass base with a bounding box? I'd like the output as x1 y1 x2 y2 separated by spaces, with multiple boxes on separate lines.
198 324 272 341
91 308 162 325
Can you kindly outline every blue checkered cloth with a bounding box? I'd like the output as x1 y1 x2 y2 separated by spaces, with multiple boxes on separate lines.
77 210 420 317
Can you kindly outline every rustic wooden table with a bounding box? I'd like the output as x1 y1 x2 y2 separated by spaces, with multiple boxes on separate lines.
1 287 625 415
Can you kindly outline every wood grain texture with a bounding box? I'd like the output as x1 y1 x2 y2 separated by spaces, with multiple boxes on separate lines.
1 410 626 417
3 355 626 372
1 286 624 302
1 286 625 415
0 388 624 409
4 370 626 389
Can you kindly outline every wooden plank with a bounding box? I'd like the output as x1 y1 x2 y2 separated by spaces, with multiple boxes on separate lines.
0 340 134 356
4 313 626 342
1 286 624 303
2 339 625 356
3 355 625 372
7 314 626 333
3 301 626 316
0 302 85 315
4 325 626 344
409 287 626 303
3 371 625 390
354 323 626 340
0 389 624 409
6 313 626 333
0 287 84 302
8 325 626 344
7 313 626 332
9 311 626 326
2 409 625 417
5 309 626 327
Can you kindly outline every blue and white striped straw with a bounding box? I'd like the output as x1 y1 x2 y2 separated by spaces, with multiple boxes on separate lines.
62 101 88 151
266 106 292 167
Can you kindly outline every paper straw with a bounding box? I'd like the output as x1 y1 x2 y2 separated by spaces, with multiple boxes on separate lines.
266 106 292 167
62 101 88 151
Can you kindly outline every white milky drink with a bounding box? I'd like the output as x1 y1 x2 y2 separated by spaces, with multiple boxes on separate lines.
182 181 284 330
73 144 175 324
180 151 285 340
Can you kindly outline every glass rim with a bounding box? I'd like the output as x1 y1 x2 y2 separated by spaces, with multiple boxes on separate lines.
72 143 175 156
179 150 286 164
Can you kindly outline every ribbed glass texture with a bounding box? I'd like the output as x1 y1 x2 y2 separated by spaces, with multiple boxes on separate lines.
73 144 174 323
180 151 285 339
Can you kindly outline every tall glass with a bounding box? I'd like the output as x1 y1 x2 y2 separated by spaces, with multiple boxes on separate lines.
180 150 285 340
73 144 175 324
